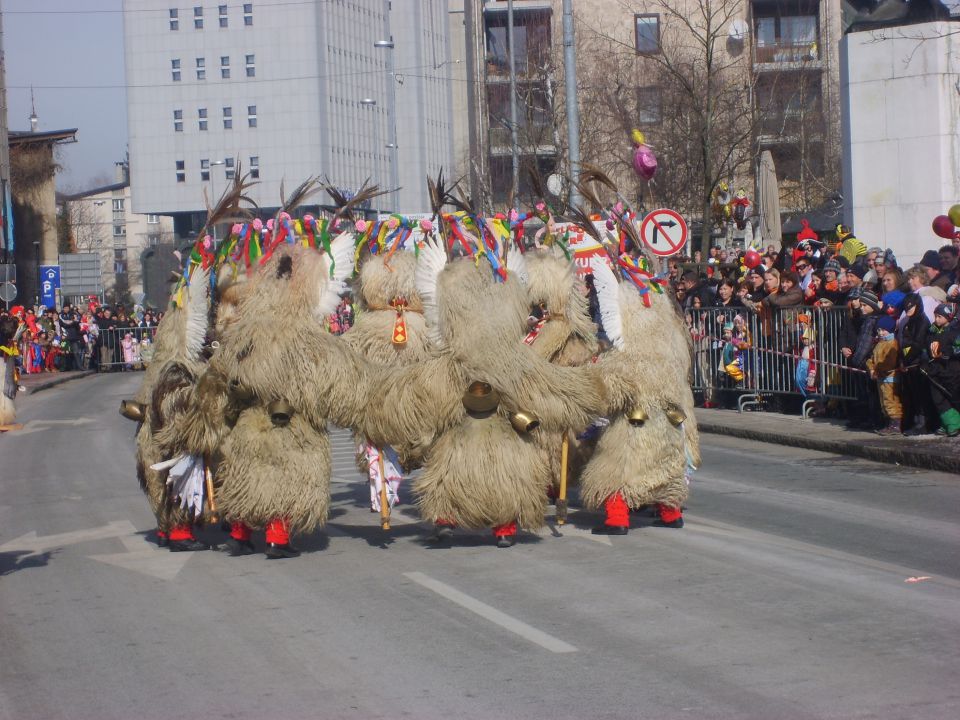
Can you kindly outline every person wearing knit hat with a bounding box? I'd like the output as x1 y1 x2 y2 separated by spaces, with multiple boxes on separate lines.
924 301 960 436
868 313 903 435
857 288 881 312
882 289 906 318
824 258 842 276
919 250 942 285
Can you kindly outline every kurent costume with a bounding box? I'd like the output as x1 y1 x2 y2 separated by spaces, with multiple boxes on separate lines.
580 249 701 533
341 241 434 516
1 316 22 430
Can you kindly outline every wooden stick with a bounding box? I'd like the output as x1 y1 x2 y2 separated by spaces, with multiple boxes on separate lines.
378 452 391 531
204 462 219 523
556 434 570 525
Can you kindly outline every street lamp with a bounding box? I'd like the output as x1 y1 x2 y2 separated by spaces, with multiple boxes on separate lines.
360 98 381 218
374 39 399 214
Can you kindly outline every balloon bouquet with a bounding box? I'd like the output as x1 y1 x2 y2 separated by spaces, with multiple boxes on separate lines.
932 205 960 242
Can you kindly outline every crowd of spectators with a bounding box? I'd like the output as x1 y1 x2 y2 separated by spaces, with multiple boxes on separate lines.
0 301 164 376
668 229 960 437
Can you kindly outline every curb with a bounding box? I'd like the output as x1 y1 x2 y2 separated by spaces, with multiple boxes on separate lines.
23 370 97 396
698 420 960 474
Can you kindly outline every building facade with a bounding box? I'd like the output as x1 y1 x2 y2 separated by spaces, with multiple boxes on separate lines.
123 0 454 232
63 162 176 305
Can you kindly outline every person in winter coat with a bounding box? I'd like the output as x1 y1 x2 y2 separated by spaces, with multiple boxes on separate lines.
840 288 881 429
898 293 936 434
923 303 960 437
867 315 903 435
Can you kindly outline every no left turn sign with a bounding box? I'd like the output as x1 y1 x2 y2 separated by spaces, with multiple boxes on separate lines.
639 208 688 257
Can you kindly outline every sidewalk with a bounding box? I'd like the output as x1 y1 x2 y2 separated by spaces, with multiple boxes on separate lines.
18 370 96 395
695 407 960 474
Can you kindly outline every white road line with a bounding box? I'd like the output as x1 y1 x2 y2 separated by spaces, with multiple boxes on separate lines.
404 571 577 653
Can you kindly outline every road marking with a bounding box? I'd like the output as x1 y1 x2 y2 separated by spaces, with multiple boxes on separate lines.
685 514 960 590
0 519 137 554
404 571 577 653
89 534 193 581
13 417 95 436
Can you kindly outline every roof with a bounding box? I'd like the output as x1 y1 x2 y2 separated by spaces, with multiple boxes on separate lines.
8 128 78 146
63 181 129 201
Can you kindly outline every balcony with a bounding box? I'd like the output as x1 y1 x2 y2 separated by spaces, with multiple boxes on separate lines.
753 41 821 70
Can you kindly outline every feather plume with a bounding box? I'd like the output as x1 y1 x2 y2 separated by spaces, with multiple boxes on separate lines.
183 266 211 358
201 169 257 238
414 233 448 348
318 231 357 318
589 256 624 349
562 203 603 244
578 163 619 194
325 180 388 223
280 176 322 215
506 240 529 285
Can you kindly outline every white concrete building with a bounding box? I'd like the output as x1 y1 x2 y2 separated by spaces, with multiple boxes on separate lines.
122 0 453 227
64 162 176 304
841 20 960 266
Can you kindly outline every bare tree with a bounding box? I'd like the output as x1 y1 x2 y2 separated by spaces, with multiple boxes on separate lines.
64 199 110 253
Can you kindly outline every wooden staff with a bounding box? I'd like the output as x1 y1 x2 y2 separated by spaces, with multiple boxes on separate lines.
204 460 219 524
556 434 570 525
378 452 391 531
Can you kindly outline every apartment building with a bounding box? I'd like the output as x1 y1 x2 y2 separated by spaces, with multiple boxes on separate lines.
122 0 454 237
455 0 843 215
63 162 176 304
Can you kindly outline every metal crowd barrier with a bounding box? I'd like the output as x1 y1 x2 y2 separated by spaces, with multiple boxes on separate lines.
688 305 863 417
95 326 159 372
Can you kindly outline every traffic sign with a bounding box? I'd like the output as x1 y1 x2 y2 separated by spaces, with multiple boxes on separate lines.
639 208 688 256
40 265 61 310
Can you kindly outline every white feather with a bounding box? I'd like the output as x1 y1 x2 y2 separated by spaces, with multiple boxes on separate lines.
415 232 448 348
506 243 529 285
589 256 624 349
183 267 211 359
318 231 357 318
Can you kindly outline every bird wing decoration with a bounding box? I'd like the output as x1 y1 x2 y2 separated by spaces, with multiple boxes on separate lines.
589 255 624 349
318 231 357 319
414 232 448 348
183 266 211 360
506 242 529 286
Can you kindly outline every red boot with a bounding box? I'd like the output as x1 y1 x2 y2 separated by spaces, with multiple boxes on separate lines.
493 521 517 548
653 504 684 528
265 518 299 558
592 492 630 535
167 523 209 552
227 521 255 556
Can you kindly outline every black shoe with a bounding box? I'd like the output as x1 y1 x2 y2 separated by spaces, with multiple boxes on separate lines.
168 538 210 552
591 524 629 535
226 537 255 556
496 535 516 548
157 534 169 548
430 526 454 543
265 542 301 559
652 517 685 529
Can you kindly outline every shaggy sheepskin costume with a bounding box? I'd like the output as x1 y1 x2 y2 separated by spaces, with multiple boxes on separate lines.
124 268 212 548
0 316 21 428
197 237 356 553
341 249 434 512
579 255 701 532
345 236 608 545
523 247 599 492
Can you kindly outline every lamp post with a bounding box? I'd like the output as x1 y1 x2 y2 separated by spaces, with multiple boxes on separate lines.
360 98 380 218
374 39 398 214
208 159 226 241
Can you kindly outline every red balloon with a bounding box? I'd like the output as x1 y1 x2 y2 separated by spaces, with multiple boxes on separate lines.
744 249 761 269
933 215 957 239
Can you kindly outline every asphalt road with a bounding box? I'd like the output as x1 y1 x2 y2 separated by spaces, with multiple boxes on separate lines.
1 373 959 720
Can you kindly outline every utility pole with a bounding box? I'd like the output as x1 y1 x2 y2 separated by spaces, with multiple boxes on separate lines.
507 0 519 203
0 0 13 266
463 0 483 210
562 0 581 207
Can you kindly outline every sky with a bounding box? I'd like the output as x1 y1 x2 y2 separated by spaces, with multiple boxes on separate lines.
4 0 127 191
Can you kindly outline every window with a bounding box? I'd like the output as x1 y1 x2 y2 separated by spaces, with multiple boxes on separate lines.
753 2 819 62
171 58 181 82
635 86 662 124
173 109 183 132
221 55 230 79
634 14 660 54
113 224 126 237
249 156 259 179
219 5 228 27
484 10 551 75
194 6 203 29
112 199 125 212
225 157 235 180
115 248 128 274
147 234 161 247
200 158 210 181
243 3 253 26
147 214 160 224
223 106 233 129
196 57 206 81
169 8 179 31
247 105 257 128
176 160 186 183
245 54 255 78
114 249 127 260
198 107 208 131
